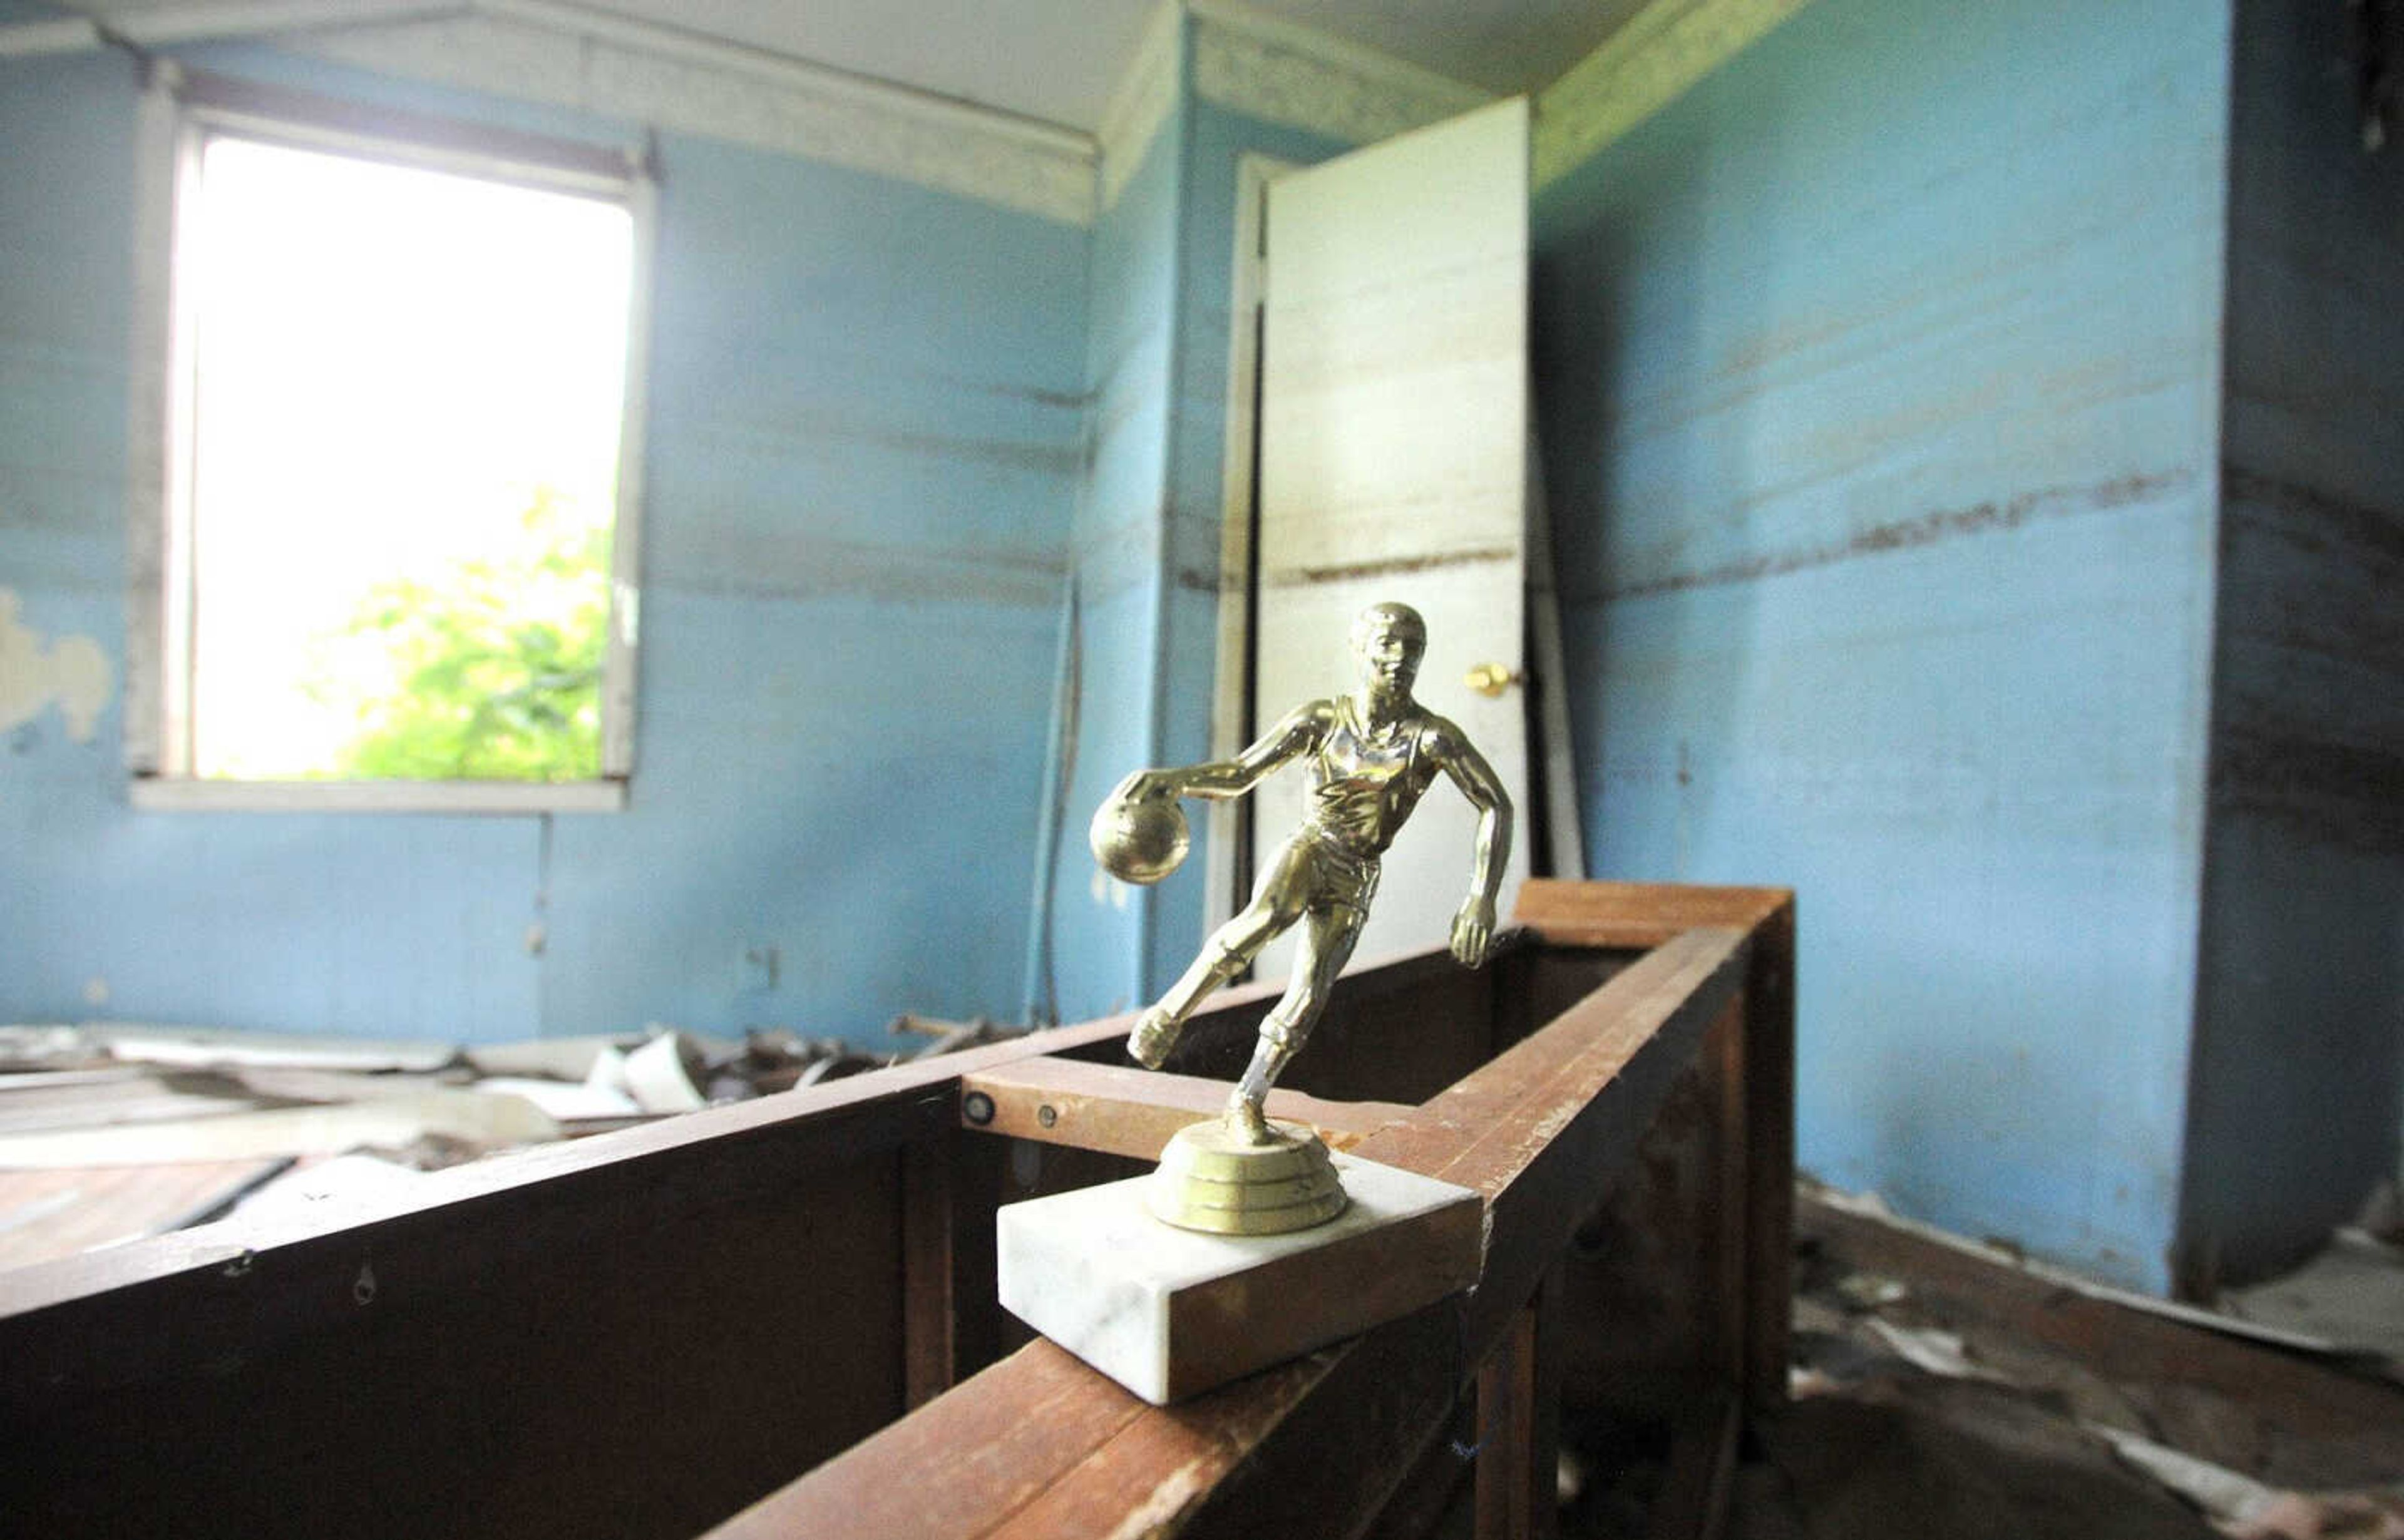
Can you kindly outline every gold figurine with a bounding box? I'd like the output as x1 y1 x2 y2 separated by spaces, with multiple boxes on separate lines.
1093 602 1513 1234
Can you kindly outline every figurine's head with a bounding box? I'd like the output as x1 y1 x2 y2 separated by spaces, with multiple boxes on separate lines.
1351 602 1426 696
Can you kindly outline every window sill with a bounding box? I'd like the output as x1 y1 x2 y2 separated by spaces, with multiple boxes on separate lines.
128 778 629 814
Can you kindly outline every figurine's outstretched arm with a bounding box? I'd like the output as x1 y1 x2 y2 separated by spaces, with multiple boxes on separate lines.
1429 722 1514 967
1111 703 1326 805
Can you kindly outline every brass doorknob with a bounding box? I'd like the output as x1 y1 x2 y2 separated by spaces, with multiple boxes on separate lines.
1465 662 1524 698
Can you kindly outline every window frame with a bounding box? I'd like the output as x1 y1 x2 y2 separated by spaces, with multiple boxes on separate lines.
125 63 654 814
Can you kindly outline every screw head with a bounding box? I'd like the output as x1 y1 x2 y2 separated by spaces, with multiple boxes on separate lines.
962 1091 995 1126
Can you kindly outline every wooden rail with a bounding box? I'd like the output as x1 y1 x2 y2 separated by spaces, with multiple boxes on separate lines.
0 880 1793 1540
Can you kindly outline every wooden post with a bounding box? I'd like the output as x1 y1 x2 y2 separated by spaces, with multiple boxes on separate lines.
1474 1268 1564 1540
901 1129 955 1409
1474 1303 1536 1539
1709 994 1750 1388
1740 900 1794 1411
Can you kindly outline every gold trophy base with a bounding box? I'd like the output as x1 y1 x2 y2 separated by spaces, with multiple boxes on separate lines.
1145 1119 1348 1236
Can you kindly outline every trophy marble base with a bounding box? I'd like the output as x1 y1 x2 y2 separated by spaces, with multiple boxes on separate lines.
996 1147 1481 1405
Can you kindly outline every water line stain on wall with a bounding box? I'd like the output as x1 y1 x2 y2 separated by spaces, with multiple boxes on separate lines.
0 588 111 746
1591 468 2199 602
1276 543 1519 587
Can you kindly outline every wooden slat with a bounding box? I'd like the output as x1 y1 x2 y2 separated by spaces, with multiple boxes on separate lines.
1644 1392 1739 1540
4 1140 916 1540
1528 1264 1565 1540
1357 927 1752 1367
1737 898 1795 1410
1168 1299 1464 1540
0 1014 1130 1323
1140 943 1502 1111
947 1129 1010 1386
1359 928 1747 1186
1708 995 1750 1386
985 1342 1343 1540
960 1055 1414 1159
902 1131 957 1409
3 886 1791 1540
0 1022 1128 1540
714 1301 1465 1540
1513 878 1789 950
1514 881 1799 1409
712 924 1757 1540
0 1158 289 1272
710 1340 1149 1540
1473 1303 1539 1540
1360 1394 1480 1537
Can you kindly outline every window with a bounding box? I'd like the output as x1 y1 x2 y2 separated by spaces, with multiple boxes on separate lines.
128 70 652 812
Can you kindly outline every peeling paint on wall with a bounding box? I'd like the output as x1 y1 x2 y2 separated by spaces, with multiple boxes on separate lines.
0 588 111 745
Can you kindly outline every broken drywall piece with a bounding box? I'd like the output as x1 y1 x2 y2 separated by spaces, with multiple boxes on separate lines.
465 1035 632 1081
619 1031 707 1112
224 1066 463 1104
83 1024 459 1074
2090 1428 2404 1540
0 1025 100 1070
1834 1270 1911 1310
0 1089 559 1167
1859 1318 2016 1385
0 1065 268 1136
0 588 111 744
473 1075 641 1121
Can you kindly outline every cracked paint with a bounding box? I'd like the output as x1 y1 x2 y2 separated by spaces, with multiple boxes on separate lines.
0 588 111 744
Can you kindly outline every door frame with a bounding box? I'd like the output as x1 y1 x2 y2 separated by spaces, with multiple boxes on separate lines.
1203 151 1297 933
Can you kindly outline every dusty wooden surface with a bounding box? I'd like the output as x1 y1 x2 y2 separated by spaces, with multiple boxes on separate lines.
1515 880 1799 1410
710 890 1781 1540
0 881 1793 1540
960 1054 1414 1158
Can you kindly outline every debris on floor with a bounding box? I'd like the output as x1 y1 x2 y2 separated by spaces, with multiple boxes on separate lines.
2221 1196 2404 1367
888 1013 1024 1060
0 1156 290 1274
0 1013 1022 1276
1558 1181 2404 1540
1730 1181 2404 1540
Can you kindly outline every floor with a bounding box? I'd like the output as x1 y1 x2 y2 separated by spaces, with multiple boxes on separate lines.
1558 1189 2404 1540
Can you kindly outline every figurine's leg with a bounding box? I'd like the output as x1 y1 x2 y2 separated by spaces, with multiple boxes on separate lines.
1128 930 1255 1067
1226 903 1364 1142
1129 844 1310 1067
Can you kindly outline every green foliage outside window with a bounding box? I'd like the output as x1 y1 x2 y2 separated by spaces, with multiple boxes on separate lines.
312 490 610 781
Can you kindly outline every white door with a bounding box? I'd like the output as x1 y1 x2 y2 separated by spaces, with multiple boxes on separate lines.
1250 96 1534 977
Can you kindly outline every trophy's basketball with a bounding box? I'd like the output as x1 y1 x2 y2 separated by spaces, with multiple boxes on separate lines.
1090 794 1189 885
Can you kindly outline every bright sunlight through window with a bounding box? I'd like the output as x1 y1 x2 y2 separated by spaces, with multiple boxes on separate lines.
169 126 636 791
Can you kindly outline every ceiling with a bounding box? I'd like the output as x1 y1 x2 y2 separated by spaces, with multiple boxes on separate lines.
54 0 1653 134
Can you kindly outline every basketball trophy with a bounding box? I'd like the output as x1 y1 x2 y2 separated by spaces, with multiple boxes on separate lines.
1087 601 1513 1235
996 602 1509 1403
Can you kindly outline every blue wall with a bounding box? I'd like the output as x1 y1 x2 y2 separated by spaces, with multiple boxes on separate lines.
13 0 2388 1297
2181 0 2404 1285
1532 0 2233 1289
1143 98 1348 996
1041 93 1184 1026
0 37 1086 1045
1039 42 1348 1023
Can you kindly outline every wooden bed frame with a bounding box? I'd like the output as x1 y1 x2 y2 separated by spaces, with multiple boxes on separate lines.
0 879 1793 1539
